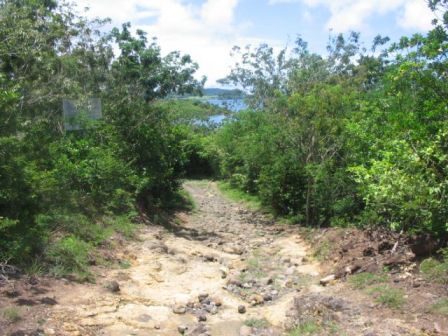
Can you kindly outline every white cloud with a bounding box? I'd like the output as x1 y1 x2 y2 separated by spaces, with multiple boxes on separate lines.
74 0 265 87
269 0 436 33
201 0 239 29
398 0 434 31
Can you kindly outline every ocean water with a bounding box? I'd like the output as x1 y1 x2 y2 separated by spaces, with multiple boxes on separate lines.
207 98 247 112
207 98 246 124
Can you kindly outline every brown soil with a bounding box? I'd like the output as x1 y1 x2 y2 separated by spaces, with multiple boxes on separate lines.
301 227 448 335
0 180 447 336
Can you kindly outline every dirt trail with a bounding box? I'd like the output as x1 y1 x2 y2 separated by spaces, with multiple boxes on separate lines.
39 181 425 336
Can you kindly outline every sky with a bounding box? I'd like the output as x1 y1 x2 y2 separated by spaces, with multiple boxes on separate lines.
74 0 437 87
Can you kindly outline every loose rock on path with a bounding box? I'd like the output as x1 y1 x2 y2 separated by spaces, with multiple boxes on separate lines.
36 181 426 335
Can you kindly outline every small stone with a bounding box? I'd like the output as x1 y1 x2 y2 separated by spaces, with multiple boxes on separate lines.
249 294 264 306
319 274 336 286
198 314 207 322
106 281 120 293
154 323 161 330
210 306 218 315
229 278 242 287
271 290 279 296
285 279 294 288
220 267 228 279
198 293 209 303
173 304 187 314
263 294 273 301
238 305 246 314
266 278 274 285
178 325 188 334
137 314 152 322
204 255 216 262
291 258 301 266
212 297 222 307
190 324 208 335
223 244 244 255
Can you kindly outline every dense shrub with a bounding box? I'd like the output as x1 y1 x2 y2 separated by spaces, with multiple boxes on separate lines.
213 2 448 239
0 0 203 273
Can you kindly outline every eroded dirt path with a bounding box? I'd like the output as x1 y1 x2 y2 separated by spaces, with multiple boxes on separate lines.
41 181 427 336
40 181 319 335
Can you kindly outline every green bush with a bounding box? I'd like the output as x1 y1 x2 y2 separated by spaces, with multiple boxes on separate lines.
215 106 358 226
0 0 203 272
36 212 112 246
420 257 448 284
47 236 92 278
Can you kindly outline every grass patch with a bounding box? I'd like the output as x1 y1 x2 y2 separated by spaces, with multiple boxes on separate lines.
37 212 112 246
326 321 347 335
367 285 406 309
348 272 388 289
244 318 270 328
247 257 260 269
246 258 266 279
217 181 263 211
288 321 321 335
25 260 45 276
244 249 268 279
178 188 197 212
293 274 314 289
105 213 138 239
430 298 448 315
47 235 92 281
420 257 448 285
298 227 316 242
312 240 331 262
288 321 346 336
119 259 132 269
3 307 21 323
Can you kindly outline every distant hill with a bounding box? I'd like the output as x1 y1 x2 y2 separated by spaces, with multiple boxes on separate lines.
168 88 245 100
202 88 244 98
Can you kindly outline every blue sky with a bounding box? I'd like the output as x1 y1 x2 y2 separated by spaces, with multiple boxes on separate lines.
75 0 436 87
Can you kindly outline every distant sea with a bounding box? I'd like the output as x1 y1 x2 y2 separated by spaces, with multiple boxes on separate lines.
207 98 247 123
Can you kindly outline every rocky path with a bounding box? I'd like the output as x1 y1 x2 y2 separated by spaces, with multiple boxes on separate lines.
42 181 424 336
